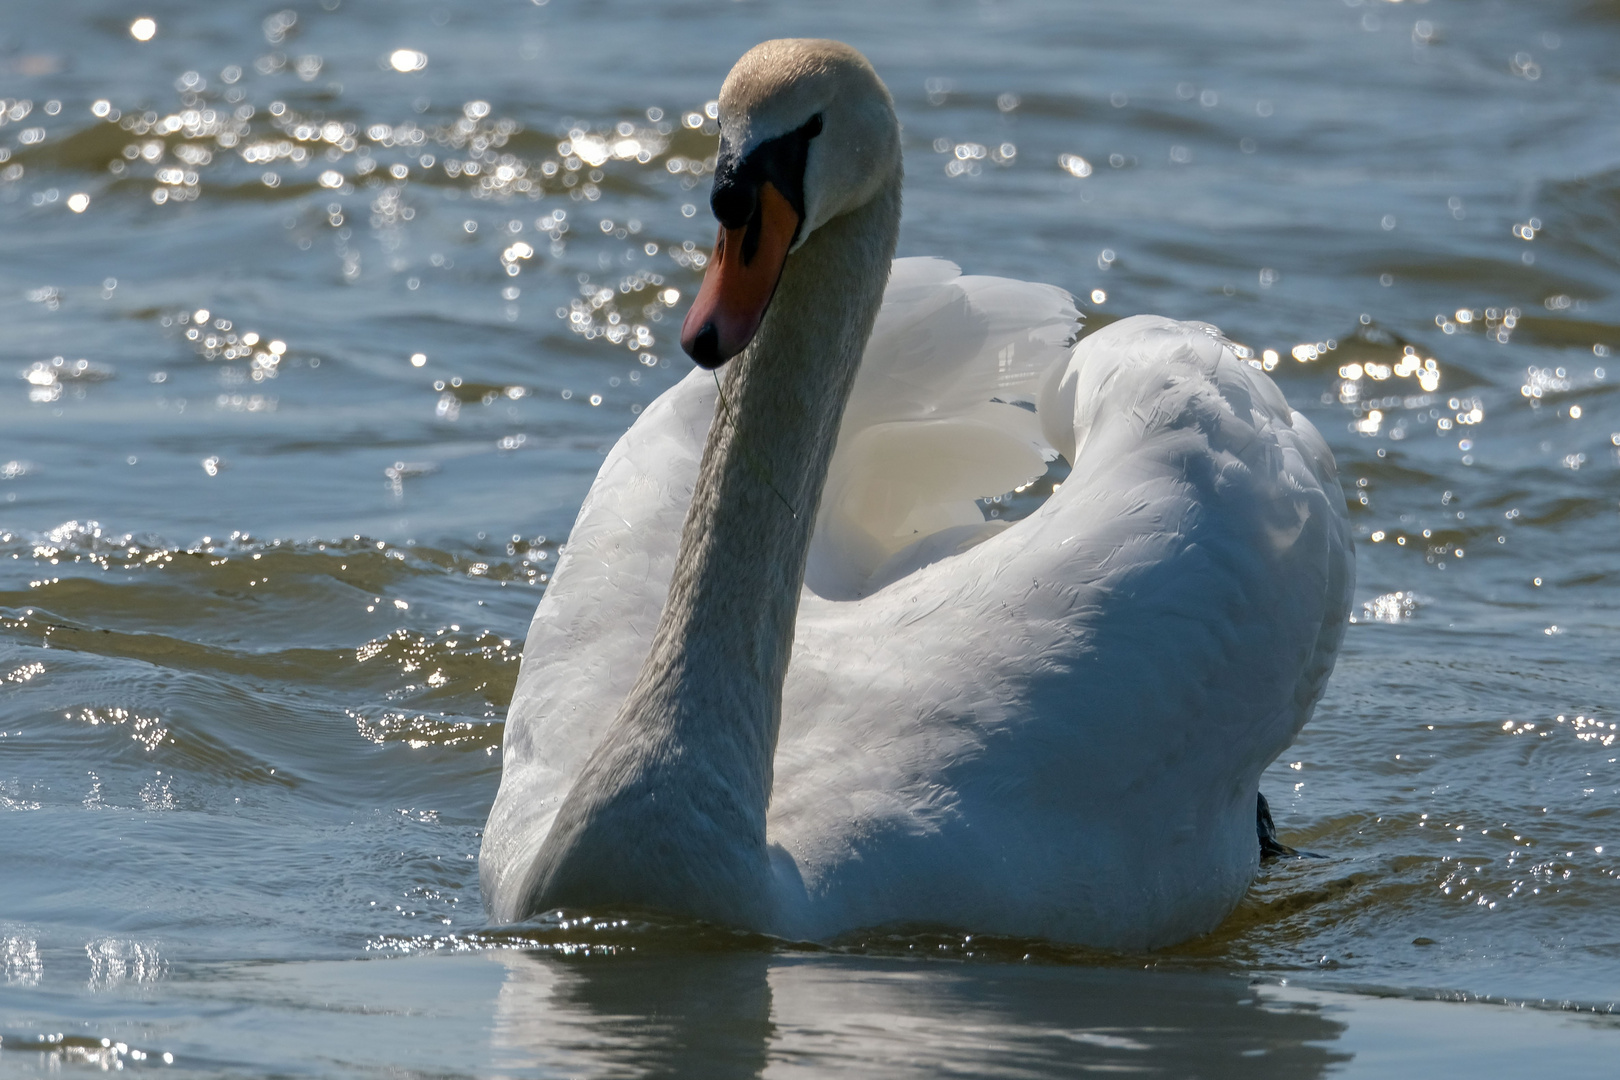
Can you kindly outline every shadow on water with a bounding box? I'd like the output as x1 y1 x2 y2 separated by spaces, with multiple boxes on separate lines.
491 945 1349 1079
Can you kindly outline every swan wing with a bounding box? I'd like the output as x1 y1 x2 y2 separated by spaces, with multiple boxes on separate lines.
806 257 1079 598
771 315 1354 946
481 369 716 914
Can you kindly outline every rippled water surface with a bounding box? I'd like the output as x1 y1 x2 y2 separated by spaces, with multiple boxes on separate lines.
3 0 1619 1075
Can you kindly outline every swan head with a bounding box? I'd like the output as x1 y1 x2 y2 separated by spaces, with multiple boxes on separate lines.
681 39 900 368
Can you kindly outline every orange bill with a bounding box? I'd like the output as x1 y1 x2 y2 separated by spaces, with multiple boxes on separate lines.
680 182 801 368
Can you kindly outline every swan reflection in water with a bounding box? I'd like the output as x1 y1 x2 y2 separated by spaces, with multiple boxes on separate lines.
488 943 1349 1079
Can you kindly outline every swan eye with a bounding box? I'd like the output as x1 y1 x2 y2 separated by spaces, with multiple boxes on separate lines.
709 113 824 236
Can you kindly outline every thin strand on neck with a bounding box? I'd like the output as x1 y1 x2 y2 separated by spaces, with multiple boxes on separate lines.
714 368 798 520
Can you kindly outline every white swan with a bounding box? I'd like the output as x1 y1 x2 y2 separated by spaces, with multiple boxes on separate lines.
480 39 1354 949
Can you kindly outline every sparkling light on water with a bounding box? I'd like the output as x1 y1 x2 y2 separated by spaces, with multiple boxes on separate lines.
389 49 429 73
1058 153 1092 178
3 3 1620 1072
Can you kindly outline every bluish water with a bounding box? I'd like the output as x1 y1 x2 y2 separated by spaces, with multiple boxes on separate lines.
2 0 1618 1075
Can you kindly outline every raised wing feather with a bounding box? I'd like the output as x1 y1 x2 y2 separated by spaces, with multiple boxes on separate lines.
484 279 1353 948
769 315 1353 943
806 258 1079 598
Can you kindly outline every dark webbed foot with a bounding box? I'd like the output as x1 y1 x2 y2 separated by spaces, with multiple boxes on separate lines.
1257 792 1323 860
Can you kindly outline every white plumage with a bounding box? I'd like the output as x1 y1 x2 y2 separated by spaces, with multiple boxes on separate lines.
482 256 1353 947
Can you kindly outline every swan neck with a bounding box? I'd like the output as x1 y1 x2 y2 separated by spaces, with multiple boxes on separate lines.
658 178 901 738
520 178 899 929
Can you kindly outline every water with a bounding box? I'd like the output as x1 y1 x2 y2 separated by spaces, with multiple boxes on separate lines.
2 0 1618 1074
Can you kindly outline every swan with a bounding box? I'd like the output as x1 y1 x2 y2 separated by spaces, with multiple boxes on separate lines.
480 39 1353 949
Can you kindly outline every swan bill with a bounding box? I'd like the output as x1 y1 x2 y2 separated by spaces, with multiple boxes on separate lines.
680 181 800 368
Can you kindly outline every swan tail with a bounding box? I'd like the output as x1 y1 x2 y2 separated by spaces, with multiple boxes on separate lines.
1257 791 1323 860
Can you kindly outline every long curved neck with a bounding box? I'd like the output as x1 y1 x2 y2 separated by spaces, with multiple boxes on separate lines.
523 179 900 928
655 180 901 773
